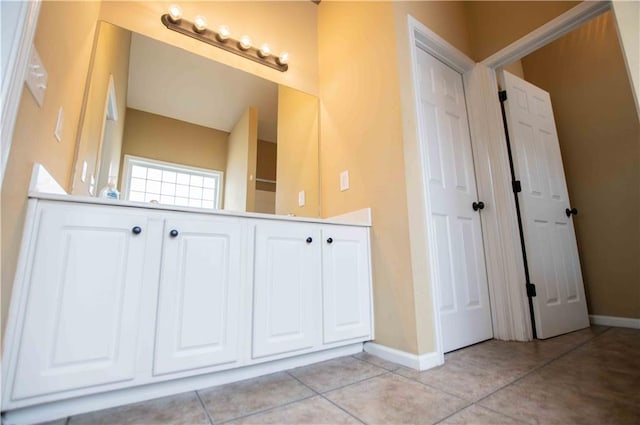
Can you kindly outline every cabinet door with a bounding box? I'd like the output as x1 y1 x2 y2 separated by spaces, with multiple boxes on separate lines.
322 226 372 344
154 217 244 375
253 223 321 358
12 204 149 400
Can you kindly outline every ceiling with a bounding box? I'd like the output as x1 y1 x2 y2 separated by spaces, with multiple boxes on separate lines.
127 33 278 143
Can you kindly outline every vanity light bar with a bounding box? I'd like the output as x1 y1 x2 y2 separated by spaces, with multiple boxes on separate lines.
160 11 288 72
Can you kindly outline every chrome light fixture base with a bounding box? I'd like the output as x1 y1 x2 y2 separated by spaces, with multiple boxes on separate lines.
161 14 288 72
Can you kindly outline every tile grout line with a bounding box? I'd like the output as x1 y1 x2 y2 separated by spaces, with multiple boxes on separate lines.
349 354 401 373
215 394 318 425
388 328 613 425
389 368 476 403
285 370 374 424
195 390 216 425
472 328 614 406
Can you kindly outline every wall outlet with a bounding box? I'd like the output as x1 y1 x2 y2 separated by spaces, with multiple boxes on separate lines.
54 107 63 142
298 190 305 207
340 170 350 191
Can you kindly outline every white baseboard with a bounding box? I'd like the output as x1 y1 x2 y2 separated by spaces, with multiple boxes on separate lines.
2 344 363 425
364 342 443 371
589 314 640 329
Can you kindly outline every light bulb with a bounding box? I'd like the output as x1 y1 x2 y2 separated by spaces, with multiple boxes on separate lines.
277 51 289 66
258 43 271 58
217 25 230 41
193 15 207 33
239 35 252 51
168 4 182 22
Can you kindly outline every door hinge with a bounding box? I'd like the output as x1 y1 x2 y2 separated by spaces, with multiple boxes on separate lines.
512 180 522 193
499 90 507 102
526 283 537 298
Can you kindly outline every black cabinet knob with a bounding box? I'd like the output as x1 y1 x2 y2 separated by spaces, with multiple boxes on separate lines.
327 237 333 244
170 229 179 237
306 237 313 244
472 201 485 211
132 226 142 235
565 207 578 217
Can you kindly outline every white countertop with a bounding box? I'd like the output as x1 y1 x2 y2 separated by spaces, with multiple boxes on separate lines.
29 191 372 227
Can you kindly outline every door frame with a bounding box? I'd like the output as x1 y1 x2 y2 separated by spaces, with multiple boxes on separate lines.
408 17 530 360
0 0 42 186
407 0 611 359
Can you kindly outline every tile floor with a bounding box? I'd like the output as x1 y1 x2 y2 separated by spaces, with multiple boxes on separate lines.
46 326 639 424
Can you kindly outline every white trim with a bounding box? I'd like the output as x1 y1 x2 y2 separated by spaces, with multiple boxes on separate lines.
407 16 475 74
0 0 41 186
364 342 442 371
589 315 640 329
472 0 612 340
255 177 276 184
407 14 532 356
463 65 532 341
407 15 446 359
2 343 363 425
482 1 610 68
121 154 224 209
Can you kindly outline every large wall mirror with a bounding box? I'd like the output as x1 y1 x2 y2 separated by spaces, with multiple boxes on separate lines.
71 21 319 217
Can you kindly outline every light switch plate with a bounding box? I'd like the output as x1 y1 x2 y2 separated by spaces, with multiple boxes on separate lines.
25 47 47 107
298 190 305 207
340 170 350 191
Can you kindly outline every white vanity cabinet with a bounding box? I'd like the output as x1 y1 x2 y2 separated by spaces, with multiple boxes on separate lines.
252 222 323 358
252 222 373 358
10 202 153 400
153 216 246 375
321 225 372 344
2 195 372 423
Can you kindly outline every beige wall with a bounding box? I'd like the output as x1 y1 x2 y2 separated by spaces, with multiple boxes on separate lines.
465 1 580 61
72 22 131 196
276 85 319 218
521 11 640 319
1 1 101 336
319 1 473 354
503 60 525 79
119 108 228 186
224 108 257 212
396 1 473 57
98 1 319 96
256 140 277 192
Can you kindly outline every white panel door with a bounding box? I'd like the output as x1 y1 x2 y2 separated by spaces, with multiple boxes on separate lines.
154 216 244 375
253 222 321 358
12 204 149 400
322 226 372 344
416 49 493 352
503 71 589 338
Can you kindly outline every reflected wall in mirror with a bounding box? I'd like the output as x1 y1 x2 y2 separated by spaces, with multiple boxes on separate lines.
72 21 319 217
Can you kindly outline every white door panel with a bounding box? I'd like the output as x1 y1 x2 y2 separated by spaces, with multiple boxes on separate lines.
322 226 371 344
154 217 243 375
417 49 493 352
252 223 322 358
12 205 148 399
503 71 589 338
